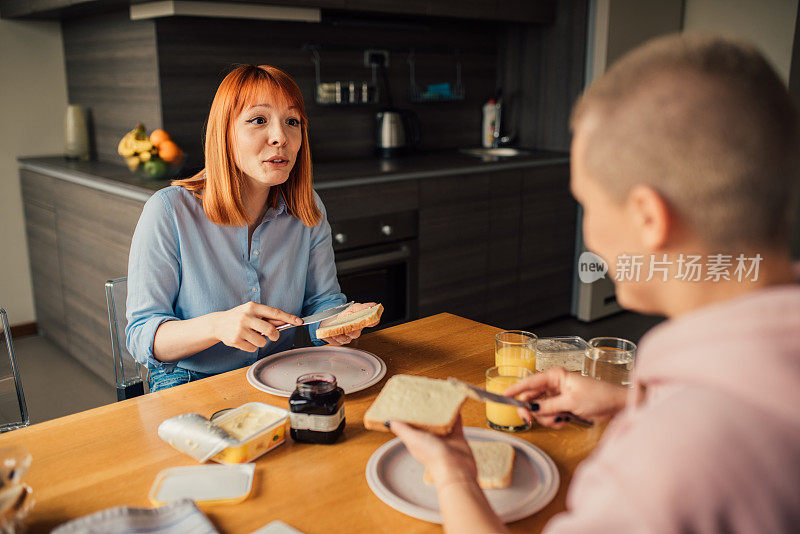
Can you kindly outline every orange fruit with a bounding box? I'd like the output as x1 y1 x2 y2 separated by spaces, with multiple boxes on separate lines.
157 140 183 164
149 129 171 147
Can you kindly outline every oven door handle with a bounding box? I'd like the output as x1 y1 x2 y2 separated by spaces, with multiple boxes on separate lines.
336 245 411 274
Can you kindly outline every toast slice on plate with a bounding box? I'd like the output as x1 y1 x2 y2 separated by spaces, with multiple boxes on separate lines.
423 440 516 489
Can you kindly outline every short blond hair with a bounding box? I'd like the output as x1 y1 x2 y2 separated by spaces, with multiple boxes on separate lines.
571 34 800 251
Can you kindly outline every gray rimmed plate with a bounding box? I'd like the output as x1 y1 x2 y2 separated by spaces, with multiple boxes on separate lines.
365 427 560 524
246 346 387 397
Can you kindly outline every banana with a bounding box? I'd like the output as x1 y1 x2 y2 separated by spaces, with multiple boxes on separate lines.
117 130 137 157
125 156 141 171
133 138 154 153
118 124 154 160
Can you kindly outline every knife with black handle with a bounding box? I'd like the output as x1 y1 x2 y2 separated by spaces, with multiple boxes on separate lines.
447 377 594 428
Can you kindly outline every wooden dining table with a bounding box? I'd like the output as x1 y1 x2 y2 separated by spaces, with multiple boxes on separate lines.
1 313 606 533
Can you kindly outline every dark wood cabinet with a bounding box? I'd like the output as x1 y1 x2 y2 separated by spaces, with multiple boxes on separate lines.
518 165 577 327
487 170 523 327
1 0 555 24
318 180 418 221
416 164 574 330
418 172 492 322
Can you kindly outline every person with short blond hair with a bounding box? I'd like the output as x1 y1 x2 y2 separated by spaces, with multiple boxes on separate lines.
391 34 800 533
126 65 378 391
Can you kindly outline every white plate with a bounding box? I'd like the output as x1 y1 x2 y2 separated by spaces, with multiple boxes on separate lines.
365 427 560 524
246 346 387 397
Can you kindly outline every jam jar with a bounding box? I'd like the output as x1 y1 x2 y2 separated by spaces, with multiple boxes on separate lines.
289 373 345 444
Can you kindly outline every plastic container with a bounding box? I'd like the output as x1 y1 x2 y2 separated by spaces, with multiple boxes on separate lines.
148 463 255 505
534 337 588 372
210 402 289 464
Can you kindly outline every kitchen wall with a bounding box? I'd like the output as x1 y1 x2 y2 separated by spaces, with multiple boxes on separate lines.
0 18 68 326
683 0 800 257
61 12 161 164
498 0 588 152
684 0 798 83
158 14 497 164
62 10 498 166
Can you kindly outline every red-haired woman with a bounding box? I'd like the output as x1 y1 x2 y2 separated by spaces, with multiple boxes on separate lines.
125 65 378 391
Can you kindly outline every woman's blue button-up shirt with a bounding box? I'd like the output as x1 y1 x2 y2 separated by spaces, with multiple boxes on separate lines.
125 185 346 375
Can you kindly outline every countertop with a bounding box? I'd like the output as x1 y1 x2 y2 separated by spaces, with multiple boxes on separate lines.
18 149 569 203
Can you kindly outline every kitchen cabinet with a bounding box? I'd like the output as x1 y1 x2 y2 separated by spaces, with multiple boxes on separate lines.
20 169 145 384
518 165 577 327
416 164 575 330
418 172 492 322
487 170 523 327
20 170 68 349
0 0 556 24
317 180 418 221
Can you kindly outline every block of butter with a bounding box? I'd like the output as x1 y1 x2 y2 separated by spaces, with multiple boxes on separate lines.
211 402 289 464
158 402 288 464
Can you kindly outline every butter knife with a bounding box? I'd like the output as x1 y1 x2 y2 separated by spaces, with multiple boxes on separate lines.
276 301 354 331
447 377 594 428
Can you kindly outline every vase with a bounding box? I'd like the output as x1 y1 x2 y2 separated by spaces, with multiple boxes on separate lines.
64 104 90 161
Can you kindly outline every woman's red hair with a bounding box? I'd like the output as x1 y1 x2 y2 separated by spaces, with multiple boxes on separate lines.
173 64 321 227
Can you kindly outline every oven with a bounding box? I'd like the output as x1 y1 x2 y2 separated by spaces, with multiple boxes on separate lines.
331 210 418 330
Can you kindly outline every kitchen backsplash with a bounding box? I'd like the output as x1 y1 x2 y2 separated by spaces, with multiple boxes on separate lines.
63 10 498 166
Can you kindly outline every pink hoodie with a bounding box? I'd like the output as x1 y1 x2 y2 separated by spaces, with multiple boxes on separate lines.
544 283 800 534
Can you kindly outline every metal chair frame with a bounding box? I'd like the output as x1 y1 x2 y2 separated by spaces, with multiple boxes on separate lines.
105 278 149 400
0 308 30 432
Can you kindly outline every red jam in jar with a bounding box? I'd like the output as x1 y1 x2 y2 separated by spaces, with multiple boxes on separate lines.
289 373 345 444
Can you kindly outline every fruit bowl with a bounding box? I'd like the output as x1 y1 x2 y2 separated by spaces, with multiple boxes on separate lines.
134 154 186 181
118 124 186 181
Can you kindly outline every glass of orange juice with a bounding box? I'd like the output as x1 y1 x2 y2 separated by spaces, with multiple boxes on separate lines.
485 365 533 432
495 330 537 372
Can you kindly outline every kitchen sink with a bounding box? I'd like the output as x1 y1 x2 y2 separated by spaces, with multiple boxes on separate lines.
459 147 531 159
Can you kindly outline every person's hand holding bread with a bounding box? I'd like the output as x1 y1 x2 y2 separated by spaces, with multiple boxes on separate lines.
389 416 478 487
317 302 382 346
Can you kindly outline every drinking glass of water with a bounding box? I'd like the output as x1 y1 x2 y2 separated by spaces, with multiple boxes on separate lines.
583 337 637 387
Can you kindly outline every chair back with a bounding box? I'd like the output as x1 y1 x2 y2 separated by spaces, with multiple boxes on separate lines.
0 308 30 432
105 278 148 400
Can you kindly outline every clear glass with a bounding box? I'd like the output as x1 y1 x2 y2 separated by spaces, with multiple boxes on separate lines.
535 336 588 372
494 330 537 372
485 365 532 432
583 337 637 387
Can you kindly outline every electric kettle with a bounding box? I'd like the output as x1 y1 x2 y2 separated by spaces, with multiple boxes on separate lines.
375 108 421 158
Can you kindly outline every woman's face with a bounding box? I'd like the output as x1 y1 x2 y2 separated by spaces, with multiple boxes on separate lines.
231 99 303 190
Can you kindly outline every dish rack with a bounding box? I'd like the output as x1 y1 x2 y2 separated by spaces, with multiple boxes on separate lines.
407 49 465 103
309 47 380 106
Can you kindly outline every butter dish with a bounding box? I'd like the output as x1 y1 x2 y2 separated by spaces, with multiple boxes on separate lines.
158 402 289 464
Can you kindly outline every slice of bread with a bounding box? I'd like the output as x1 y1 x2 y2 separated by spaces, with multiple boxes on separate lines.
423 440 516 489
363 374 468 435
316 303 383 339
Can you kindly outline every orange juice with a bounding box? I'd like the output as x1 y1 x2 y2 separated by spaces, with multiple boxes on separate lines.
485 375 526 429
494 346 536 372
